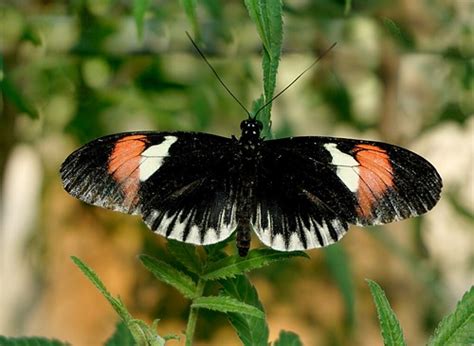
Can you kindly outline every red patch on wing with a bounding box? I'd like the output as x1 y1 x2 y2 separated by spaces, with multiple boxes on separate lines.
108 135 147 208
353 144 394 218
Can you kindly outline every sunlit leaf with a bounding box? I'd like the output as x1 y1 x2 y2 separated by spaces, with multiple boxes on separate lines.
192 296 265 319
367 279 407 346
139 254 197 299
428 286 474 346
167 240 202 274
203 248 308 280
220 276 269 346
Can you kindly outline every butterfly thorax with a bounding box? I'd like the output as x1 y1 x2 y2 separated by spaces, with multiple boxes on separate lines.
234 119 264 256
239 119 263 151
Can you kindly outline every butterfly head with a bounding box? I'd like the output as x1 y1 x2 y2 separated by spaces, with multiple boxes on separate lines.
240 119 263 141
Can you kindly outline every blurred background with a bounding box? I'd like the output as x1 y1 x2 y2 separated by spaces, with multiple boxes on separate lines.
1 0 472 345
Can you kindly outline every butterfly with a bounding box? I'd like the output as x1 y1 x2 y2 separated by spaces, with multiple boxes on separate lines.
60 116 442 256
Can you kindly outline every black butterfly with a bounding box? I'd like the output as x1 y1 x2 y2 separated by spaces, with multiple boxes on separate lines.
60 116 442 256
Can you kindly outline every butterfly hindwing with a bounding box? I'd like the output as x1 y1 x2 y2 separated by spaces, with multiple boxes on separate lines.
60 131 239 245
252 142 353 251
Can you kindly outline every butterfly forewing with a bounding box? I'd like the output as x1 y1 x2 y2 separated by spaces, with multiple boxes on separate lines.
60 131 239 245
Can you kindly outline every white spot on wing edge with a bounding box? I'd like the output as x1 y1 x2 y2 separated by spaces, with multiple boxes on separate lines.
139 136 178 181
324 143 360 192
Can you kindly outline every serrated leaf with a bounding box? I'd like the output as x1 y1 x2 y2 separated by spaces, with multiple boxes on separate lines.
139 254 197 299
245 0 283 138
220 276 269 346
203 248 308 280
428 285 474 346
0 336 70 346
167 240 202 274
133 0 151 40
367 279 407 346
324 244 355 330
244 0 271 53
71 256 131 321
71 257 163 346
192 296 265 319
105 321 135 346
274 330 303 346
180 0 200 40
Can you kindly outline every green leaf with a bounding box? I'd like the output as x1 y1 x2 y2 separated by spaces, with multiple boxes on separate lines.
71 257 164 346
167 240 202 274
105 321 135 346
139 254 197 299
180 0 200 40
244 0 271 53
274 330 303 346
71 256 131 321
324 244 355 330
220 276 269 346
192 296 265 319
428 286 474 346
0 336 70 346
245 0 283 138
367 279 407 346
203 248 308 280
133 0 151 40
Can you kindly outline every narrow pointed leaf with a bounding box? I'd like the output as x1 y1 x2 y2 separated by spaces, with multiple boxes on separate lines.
203 248 308 280
133 0 151 40
274 330 303 346
428 286 474 346
192 296 265 319
180 0 200 39
245 0 283 138
244 0 271 53
367 279 407 346
0 336 70 346
220 276 269 346
167 240 202 274
71 257 163 346
139 254 197 299
71 256 131 320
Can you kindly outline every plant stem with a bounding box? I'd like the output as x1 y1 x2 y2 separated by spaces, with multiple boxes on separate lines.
185 279 205 346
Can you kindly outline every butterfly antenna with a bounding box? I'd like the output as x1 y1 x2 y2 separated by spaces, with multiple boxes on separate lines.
254 42 337 119
186 32 252 118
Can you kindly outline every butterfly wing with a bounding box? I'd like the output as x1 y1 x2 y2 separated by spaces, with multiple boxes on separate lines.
252 137 442 251
60 131 239 245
